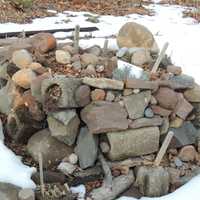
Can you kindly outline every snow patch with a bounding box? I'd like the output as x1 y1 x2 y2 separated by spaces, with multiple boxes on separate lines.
70 184 86 200
0 140 36 189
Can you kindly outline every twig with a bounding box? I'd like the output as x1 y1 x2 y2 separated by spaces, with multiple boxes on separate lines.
154 131 174 166
102 39 109 56
73 25 80 53
98 152 112 188
151 42 169 73
38 152 45 198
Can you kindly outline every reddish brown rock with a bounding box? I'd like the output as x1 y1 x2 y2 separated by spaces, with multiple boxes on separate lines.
75 85 91 107
151 105 172 117
178 145 197 162
154 87 178 110
174 93 193 120
30 33 57 53
167 65 182 75
91 89 106 101
81 101 128 134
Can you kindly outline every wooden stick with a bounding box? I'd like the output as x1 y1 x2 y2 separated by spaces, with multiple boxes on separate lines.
103 39 109 55
151 42 169 73
154 131 174 166
73 25 80 53
38 152 45 198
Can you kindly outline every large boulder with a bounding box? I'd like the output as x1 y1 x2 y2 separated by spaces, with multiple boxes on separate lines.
107 127 160 161
47 110 80 146
81 101 128 134
117 22 158 51
27 129 73 168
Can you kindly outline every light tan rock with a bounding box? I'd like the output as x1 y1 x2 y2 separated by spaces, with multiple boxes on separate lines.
12 69 37 89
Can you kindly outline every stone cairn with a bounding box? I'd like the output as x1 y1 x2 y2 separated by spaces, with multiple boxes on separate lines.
1 22 200 200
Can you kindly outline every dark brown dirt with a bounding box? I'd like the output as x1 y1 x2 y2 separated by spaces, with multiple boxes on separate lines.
0 0 153 24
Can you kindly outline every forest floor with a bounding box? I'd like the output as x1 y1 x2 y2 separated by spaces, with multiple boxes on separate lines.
0 0 153 24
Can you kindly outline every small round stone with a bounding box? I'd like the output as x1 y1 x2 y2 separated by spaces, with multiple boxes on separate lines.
144 107 154 118
12 49 33 69
68 153 78 165
174 157 183 168
56 50 71 64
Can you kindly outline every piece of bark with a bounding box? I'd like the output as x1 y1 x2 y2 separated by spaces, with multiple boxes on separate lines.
0 27 99 39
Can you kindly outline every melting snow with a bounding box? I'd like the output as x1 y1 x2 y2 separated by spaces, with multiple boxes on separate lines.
0 140 36 189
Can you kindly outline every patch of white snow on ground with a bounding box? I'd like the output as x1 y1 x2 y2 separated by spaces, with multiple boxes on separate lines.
118 174 200 200
70 184 86 200
0 4 199 83
0 140 36 189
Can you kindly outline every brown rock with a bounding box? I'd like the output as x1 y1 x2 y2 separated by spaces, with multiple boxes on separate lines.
12 69 37 89
178 145 197 162
31 72 50 102
154 87 178 110
91 89 106 101
83 77 124 90
129 117 163 129
81 101 128 134
117 22 157 50
75 85 91 107
30 33 57 53
151 105 172 117
126 78 158 91
167 65 182 75
174 93 193 120
27 129 73 168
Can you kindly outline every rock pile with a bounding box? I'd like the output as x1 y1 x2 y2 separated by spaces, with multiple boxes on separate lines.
1 22 200 200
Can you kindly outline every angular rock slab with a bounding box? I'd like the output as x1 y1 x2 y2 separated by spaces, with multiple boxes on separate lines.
107 127 160 161
41 76 82 108
81 101 128 134
27 129 73 168
129 117 163 129
184 83 200 102
125 78 158 91
169 74 194 89
83 77 124 90
135 166 169 197
169 122 198 148
124 91 151 119
75 127 98 169
174 93 193 120
47 110 80 146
